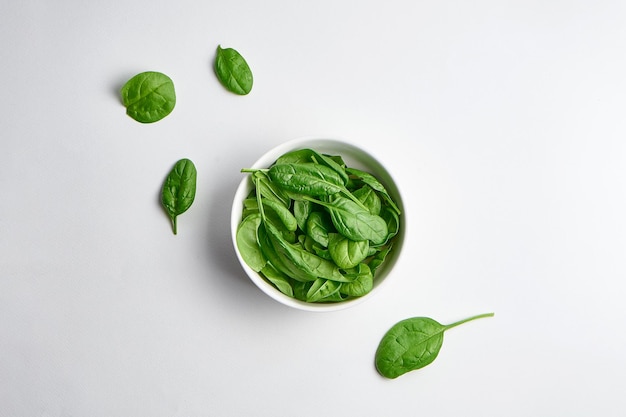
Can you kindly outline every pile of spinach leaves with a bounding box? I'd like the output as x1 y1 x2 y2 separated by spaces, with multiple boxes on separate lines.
236 148 401 303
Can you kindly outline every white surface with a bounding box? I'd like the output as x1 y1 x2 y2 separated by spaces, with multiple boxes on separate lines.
1 0 625 416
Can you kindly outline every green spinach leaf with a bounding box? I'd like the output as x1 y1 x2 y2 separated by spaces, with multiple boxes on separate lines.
307 195 388 244
339 264 373 297
293 199 312 232
306 278 341 302
328 233 369 269
306 211 333 247
121 71 176 123
161 158 196 235
214 45 253 95
261 198 298 232
367 243 393 275
236 213 266 272
346 167 401 215
353 185 382 215
268 163 346 197
375 313 494 379
260 264 294 297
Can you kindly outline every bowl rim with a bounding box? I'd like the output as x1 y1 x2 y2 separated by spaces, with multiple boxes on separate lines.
230 136 405 312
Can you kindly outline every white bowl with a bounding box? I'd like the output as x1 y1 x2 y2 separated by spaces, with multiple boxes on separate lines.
230 137 405 312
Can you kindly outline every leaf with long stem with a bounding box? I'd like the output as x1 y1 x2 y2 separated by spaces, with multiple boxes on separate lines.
375 313 495 379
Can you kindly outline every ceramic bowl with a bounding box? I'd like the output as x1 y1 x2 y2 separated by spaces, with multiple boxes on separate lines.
230 137 405 311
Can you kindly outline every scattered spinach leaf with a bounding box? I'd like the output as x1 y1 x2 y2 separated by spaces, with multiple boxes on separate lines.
161 158 196 235
121 71 176 123
375 313 494 379
214 45 253 95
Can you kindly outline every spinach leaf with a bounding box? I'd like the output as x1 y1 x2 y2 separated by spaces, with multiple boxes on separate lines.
275 149 316 165
236 213 266 272
353 185 381 215
260 198 298 232
307 195 388 244
293 199 312 232
292 281 311 301
375 313 494 379
328 233 369 269
339 264 373 297
260 263 294 297
376 206 400 246
121 71 176 123
306 211 333 247
309 150 349 185
253 171 291 207
306 278 341 302
265 220 351 283
346 167 401 215
161 158 196 235
268 163 346 197
275 148 349 184
367 243 393 275
258 222 316 283
214 45 253 95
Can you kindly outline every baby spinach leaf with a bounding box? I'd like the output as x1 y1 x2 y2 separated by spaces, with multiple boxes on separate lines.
346 167 401 215
367 243 393 275
353 185 382 215
275 149 316 165
265 220 350 283
260 264 294 297
258 222 316 283
275 149 348 185
306 211 333 247
328 233 369 269
375 206 400 246
293 199 312 232
261 198 298 232
340 264 373 297
161 158 196 235
309 149 349 185
292 281 311 301
242 197 259 215
306 278 341 302
308 195 388 244
253 172 291 207
375 313 495 379
236 213 266 272
121 71 176 123
214 45 253 95
268 163 346 197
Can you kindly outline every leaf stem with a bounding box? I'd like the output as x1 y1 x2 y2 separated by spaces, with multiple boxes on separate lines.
171 216 177 235
341 187 369 211
444 312 494 330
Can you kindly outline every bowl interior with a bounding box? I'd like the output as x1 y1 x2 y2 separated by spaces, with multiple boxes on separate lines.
230 137 405 312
